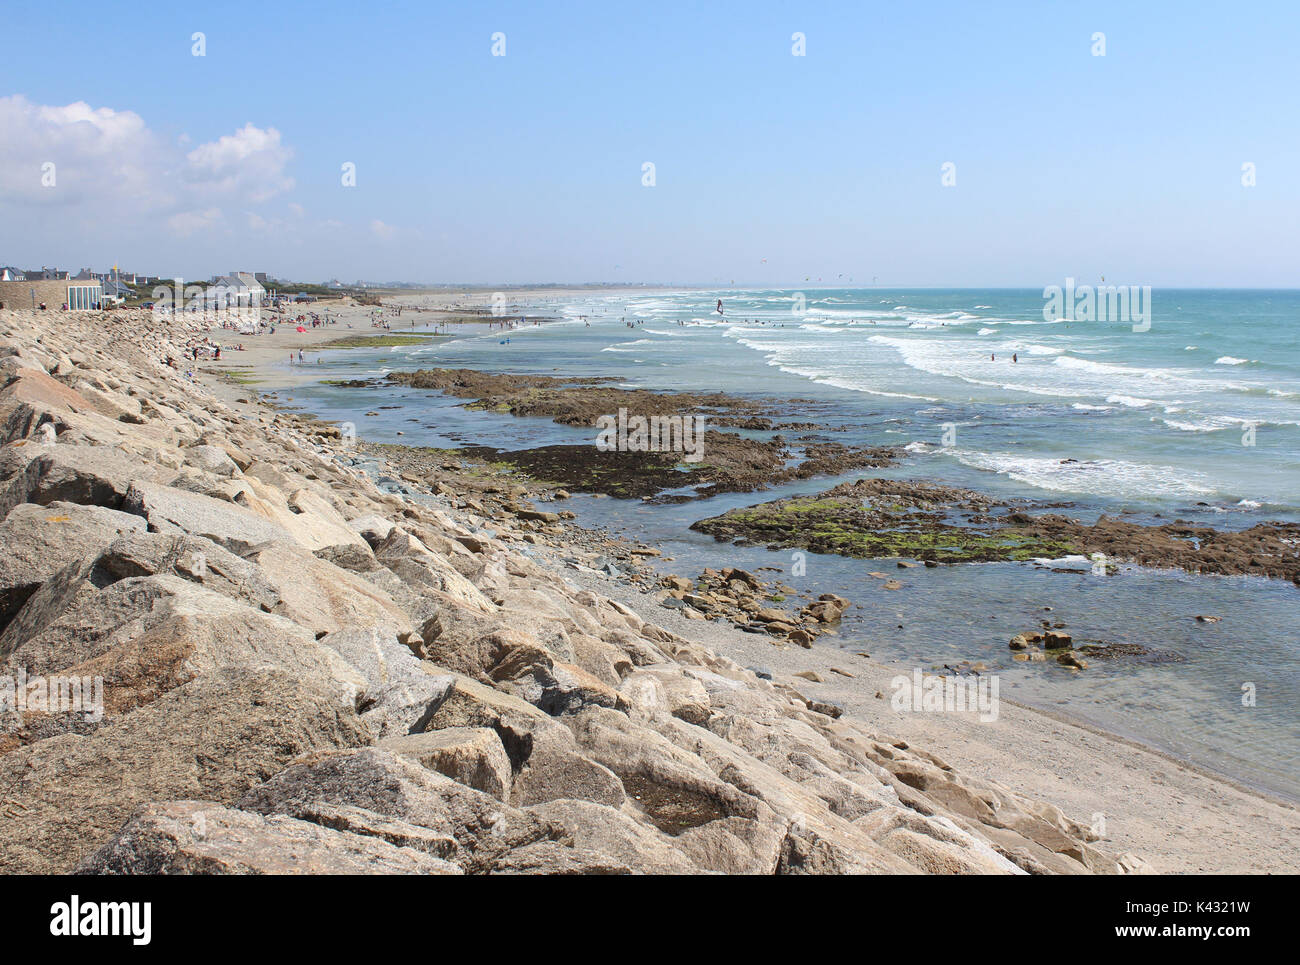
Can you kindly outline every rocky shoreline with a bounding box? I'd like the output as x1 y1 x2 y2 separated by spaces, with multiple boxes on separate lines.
0 306 1163 875
363 367 1300 583
693 477 1300 583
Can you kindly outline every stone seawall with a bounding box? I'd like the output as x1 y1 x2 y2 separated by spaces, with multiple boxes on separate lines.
0 308 1132 875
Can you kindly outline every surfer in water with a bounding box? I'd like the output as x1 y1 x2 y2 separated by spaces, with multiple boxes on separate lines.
716 299 724 315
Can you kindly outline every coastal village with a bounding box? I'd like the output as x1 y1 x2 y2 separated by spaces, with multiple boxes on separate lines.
0 266 340 313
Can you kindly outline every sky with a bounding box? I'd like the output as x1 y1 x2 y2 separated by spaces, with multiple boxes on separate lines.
1 0 1297 287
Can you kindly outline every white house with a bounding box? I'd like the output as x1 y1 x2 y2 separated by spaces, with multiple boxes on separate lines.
205 271 265 308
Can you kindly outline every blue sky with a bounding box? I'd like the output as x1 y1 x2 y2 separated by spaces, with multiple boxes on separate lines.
1 0 1297 285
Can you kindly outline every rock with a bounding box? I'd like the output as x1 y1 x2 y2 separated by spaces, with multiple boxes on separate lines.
510 727 626 808
0 501 145 628
619 665 711 726
1194 615 1222 624
1056 652 1087 669
0 444 171 518
0 667 369 874
794 670 824 683
381 728 513 801
787 628 814 648
76 801 460 874
235 749 562 874
317 625 454 739
805 697 844 719
525 799 701 874
1116 851 1155 874
1043 631 1073 650
91 531 281 612
245 542 411 637
485 840 630 874
1 573 361 723
122 480 293 554
184 445 241 478
498 658 624 717
349 514 395 547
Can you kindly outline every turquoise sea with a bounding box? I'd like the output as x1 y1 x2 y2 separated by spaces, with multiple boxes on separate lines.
281 288 1300 800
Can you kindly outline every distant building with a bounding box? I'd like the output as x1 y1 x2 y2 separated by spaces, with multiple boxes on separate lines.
22 267 69 281
205 271 265 308
0 277 104 310
0 267 24 282
101 277 133 303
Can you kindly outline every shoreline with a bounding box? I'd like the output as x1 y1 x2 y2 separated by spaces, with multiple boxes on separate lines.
1 303 1152 876
193 314 1299 872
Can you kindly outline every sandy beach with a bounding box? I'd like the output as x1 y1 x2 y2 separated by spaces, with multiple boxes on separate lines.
188 298 1300 875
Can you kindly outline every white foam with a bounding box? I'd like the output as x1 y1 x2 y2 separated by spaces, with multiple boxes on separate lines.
950 450 1216 499
1106 395 1157 408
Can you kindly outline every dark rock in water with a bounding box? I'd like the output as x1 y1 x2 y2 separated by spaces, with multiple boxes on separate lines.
1077 641 1186 664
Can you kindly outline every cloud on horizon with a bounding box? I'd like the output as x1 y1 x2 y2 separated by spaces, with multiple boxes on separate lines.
0 95 294 225
0 95 387 276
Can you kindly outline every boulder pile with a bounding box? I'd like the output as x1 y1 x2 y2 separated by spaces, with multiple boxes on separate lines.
0 308 1131 874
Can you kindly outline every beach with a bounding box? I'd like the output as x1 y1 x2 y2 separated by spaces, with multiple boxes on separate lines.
0 301 1152 875
182 291 1300 873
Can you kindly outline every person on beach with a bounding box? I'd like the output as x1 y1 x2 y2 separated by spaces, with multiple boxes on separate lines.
1012 353 1018 363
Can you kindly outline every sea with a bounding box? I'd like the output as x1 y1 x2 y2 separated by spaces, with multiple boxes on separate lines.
278 288 1300 800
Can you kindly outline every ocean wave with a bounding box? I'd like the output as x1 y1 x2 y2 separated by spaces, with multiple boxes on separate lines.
771 363 940 401
1159 417 1232 433
1214 356 1253 365
950 450 1216 499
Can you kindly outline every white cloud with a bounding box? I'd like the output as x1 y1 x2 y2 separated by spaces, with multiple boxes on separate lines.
370 219 396 239
0 95 294 232
184 122 294 202
0 95 162 206
167 208 222 236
